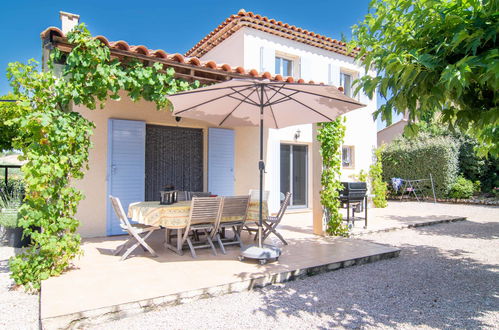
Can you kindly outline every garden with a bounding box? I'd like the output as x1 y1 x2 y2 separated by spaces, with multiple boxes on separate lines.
381 124 498 204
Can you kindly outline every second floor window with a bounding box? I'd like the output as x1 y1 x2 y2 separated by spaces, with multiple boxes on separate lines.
275 57 293 77
340 72 353 98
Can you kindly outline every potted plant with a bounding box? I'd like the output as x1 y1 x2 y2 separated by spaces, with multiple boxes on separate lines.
0 188 29 248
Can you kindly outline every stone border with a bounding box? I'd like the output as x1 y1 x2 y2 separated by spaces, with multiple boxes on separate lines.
350 217 467 236
41 248 400 329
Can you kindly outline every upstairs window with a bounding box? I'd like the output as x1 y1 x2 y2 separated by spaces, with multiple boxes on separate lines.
342 145 355 168
275 56 294 77
340 72 353 98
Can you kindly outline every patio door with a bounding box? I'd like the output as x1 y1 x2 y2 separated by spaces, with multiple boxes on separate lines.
107 119 145 236
280 144 308 208
145 125 203 201
208 128 234 196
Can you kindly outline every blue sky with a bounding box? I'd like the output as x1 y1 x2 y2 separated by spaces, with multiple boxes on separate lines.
0 0 393 128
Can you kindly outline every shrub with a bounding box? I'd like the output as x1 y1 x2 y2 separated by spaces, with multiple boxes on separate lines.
382 133 458 198
0 178 25 197
370 147 388 208
456 135 499 193
480 156 499 193
0 187 23 228
448 176 475 199
409 122 499 193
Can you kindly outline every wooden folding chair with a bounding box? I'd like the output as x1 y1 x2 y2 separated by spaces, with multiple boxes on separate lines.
244 189 270 236
109 196 160 261
180 197 223 258
190 191 212 198
261 192 292 245
216 195 250 254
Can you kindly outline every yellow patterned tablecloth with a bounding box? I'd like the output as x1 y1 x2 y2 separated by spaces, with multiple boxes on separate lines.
128 200 268 229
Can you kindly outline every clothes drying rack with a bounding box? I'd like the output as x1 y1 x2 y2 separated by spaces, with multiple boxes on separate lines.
392 174 437 203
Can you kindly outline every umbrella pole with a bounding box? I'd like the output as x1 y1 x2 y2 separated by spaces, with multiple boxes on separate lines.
239 82 281 264
258 84 264 248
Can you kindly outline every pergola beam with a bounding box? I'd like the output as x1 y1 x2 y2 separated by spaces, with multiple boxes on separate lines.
50 36 255 84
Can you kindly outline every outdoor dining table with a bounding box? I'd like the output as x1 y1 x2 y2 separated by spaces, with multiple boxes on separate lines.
127 200 269 229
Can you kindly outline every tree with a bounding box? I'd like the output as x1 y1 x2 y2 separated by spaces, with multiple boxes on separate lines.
352 0 498 156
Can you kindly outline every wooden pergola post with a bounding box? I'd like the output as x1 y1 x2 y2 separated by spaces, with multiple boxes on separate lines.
312 123 325 235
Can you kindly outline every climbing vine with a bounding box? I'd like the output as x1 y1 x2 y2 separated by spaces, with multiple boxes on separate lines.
370 147 388 208
5 24 198 291
316 118 348 236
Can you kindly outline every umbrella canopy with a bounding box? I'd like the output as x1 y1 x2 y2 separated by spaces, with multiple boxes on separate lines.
171 79 364 128
168 79 364 255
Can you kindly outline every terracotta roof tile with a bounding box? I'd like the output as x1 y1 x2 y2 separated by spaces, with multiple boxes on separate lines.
94 35 110 47
185 9 360 58
152 49 168 59
40 26 334 86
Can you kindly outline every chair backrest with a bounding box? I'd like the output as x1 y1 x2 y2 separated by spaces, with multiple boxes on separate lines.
221 195 250 222
275 192 292 220
188 197 223 226
109 195 131 230
249 189 270 201
177 191 189 201
190 191 212 198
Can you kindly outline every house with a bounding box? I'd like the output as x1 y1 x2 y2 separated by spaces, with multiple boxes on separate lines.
41 10 377 238
377 114 409 146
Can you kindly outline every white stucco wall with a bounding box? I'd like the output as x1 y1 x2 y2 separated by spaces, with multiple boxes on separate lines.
200 26 378 214
200 29 245 68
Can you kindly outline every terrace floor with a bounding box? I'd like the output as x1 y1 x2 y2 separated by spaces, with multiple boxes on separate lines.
40 201 471 329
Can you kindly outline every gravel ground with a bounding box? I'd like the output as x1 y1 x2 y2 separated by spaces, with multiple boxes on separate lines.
0 247 39 330
89 205 498 330
0 204 497 329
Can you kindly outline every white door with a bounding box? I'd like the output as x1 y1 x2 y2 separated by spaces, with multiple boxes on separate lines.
106 119 145 235
208 128 235 196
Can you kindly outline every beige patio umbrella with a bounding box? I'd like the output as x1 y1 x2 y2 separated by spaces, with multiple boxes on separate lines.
168 79 364 263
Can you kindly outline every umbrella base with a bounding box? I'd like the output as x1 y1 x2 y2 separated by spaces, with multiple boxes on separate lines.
239 244 281 264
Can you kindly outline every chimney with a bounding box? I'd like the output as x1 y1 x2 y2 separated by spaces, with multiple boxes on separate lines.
60 11 80 34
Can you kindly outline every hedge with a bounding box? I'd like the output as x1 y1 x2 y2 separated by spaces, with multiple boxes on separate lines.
382 134 458 198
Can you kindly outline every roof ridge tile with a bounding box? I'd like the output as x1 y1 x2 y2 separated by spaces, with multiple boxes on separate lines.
184 10 360 58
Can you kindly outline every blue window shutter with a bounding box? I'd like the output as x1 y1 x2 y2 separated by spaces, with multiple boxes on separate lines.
106 119 145 236
208 128 235 196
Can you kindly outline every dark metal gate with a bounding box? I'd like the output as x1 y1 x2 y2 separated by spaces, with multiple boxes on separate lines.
145 125 203 201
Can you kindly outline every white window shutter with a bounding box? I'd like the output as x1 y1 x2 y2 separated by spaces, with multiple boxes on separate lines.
328 64 333 85
300 56 313 81
260 47 275 74
329 64 340 87
356 72 365 102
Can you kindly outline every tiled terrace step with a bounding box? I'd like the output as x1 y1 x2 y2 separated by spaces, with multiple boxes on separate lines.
41 240 400 329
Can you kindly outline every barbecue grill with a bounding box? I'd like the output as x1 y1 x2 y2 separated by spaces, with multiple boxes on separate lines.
339 182 368 228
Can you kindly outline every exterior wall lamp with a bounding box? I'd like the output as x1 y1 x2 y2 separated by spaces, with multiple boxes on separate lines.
294 128 301 141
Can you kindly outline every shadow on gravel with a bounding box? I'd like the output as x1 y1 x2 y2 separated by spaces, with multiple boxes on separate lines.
0 247 23 274
416 220 499 240
252 222 498 328
0 258 9 274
